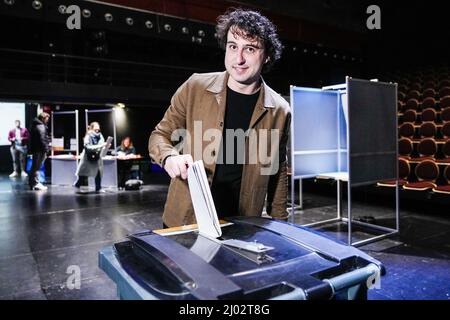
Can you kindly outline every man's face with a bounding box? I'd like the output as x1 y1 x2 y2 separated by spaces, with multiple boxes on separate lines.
43 117 49 125
15 121 20 128
224 27 266 89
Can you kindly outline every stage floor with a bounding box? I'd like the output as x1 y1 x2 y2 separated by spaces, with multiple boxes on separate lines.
0 173 449 300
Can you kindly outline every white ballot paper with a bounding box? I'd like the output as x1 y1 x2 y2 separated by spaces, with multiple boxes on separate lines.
187 160 222 238
100 136 113 157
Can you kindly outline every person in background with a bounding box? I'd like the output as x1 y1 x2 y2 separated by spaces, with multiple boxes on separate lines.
74 122 108 193
113 136 138 189
8 120 30 178
28 112 50 190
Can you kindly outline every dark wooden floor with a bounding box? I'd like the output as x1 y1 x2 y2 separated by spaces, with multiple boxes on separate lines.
0 173 449 300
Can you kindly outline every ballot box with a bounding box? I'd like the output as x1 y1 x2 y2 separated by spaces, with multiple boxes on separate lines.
99 217 385 300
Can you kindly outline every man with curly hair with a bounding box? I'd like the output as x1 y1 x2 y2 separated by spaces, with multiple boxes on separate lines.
149 8 291 227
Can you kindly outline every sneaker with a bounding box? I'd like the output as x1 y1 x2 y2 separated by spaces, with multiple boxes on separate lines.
79 186 89 193
33 183 48 191
21 172 28 177
9 172 18 178
96 189 106 193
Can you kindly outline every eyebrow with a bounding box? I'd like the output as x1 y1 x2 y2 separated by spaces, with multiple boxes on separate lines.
226 41 262 49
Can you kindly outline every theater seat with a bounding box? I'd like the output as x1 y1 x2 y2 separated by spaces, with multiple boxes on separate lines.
402 109 417 123
441 122 450 140
421 108 437 122
419 122 437 138
422 97 437 110
441 107 450 122
437 139 450 164
399 138 413 160
405 98 419 111
377 158 410 187
439 87 450 98
403 160 439 191
399 122 415 138
432 166 450 194
412 138 437 161
423 87 436 97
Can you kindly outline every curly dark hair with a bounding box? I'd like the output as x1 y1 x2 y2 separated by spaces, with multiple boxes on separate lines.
216 8 283 72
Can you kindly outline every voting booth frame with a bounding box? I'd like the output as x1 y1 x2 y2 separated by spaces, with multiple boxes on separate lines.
50 109 119 188
290 77 400 246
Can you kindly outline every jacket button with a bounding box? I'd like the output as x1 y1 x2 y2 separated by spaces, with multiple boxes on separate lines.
219 121 223 127
211 150 216 156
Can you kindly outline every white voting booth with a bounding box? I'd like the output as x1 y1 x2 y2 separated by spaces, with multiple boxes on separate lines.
290 77 400 246
50 110 80 185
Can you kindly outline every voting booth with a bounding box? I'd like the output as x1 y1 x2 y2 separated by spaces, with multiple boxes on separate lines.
50 110 80 185
290 77 400 246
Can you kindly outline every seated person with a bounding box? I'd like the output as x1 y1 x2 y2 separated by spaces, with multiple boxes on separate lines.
113 137 138 188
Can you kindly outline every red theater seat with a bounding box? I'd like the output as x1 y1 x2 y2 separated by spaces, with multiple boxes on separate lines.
405 98 419 111
399 138 413 160
432 166 450 194
437 139 450 164
421 97 437 110
421 108 437 122
419 122 437 138
377 158 410 187
407 90 421 101
413 138 437 161
441 107 450 122
439 87 450 98
402 109 417 123
399 122 415 138
441 123 450 140
403 160 439 191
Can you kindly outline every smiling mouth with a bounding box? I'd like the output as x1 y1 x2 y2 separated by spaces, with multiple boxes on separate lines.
233 66 248 71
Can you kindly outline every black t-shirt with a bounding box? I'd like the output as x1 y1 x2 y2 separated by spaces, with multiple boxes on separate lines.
212 86 260 217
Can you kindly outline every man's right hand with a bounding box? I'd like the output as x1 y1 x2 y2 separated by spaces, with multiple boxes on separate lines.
164 154 194 180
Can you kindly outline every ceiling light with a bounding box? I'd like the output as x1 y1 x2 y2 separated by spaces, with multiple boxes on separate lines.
32 0 42 10
82 9 91 18
145 20 153 29
105 13 113 22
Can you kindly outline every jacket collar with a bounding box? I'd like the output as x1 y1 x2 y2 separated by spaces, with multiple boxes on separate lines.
206 71 276 109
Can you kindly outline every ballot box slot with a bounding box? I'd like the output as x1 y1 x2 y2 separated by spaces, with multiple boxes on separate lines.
114 241 190 298
240 282 306 300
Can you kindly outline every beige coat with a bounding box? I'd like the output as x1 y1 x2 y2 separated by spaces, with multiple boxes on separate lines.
149 71 291 227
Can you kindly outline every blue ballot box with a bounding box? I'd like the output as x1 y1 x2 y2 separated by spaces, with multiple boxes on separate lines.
99 217 384 300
